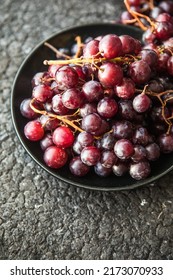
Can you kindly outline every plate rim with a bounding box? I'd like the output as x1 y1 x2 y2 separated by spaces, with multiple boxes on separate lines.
11 22 173 191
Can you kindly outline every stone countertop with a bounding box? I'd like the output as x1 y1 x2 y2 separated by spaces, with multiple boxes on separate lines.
1 0 173 260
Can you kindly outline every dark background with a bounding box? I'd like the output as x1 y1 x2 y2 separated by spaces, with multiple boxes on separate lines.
1 0 173 259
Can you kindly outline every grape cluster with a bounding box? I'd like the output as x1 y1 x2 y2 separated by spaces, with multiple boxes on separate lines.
20 3 173 181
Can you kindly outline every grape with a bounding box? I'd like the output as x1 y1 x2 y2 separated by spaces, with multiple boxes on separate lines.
155 21 173 40
39 115 59 131
100 150 117 168
131 145 146 162
52 94 70 115
52 126 74 148
98 62 123 88
55 66 79 90
40 133 53 151
114 139 134 160
20 98 38 119
43 146 68 169
99 34 123 59
133 94 151 113
97 97 118 118
62 88 84 109
81 113 102 133
112 120 133 139
118 100 136 120
82 80 103 102
158 133 173 153
145 143 160 161
119 35 136 54
83 39 100 58
79 103 97 117
31 72 51 87
32 84 53 103
112 161 129 176
94 162 112 177
140 49 158 68
69 156 90 176
24 120 44 141
128 60 151 85
100 132 116 151
72 140 83 155
159 1 173 15
77 131 94 147
115 77 135 99
81 146 101 166
133 127 150 146
129 161 151 180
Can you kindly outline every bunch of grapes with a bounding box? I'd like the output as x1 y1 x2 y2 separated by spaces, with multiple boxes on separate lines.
20 1 173 181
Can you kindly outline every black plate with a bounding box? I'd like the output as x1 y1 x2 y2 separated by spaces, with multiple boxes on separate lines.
11 23 173 191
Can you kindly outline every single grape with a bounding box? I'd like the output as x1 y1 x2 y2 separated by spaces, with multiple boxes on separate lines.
31 72 51 87
83 39 100 58
82 80 103 102
132 127 150 146
94 162 112 177
112 120 133 139
77 131 94 147
97 97 118 118
129 161 151 180
43 146 68 169
158 133 173 153
99 34 123 59
81 146 101 166
81 113 102 133
98 62 123 88
55 66 79 90
119 35 136 54
72 140 83 155
79 103 97 117
114 139 134 160
20 98 38 119
131 145 146 162
118 100 136 120
52 94 70 115
100 132 116 150
128 60 151 85
62 88 84 109
32 84 53 103
115 77 135 99
112 161 129 176
100 150 117 168
24 120 44 141
133 94 151 113
69 156 90 176
39 115 59 131
52 126 74 148
40 133 54 151
140 49 158 68
145 143 160 161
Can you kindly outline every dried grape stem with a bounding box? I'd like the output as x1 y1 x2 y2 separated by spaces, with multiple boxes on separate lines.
74 36 83 58
44 42 71 59
43 55 136 66
30 99 84 133
124 0 155 31
136 88 173 133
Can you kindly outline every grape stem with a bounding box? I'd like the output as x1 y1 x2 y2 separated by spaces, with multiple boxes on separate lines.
30 99 84 133
124 0 156 31
43 55 137 66
136 88 173 133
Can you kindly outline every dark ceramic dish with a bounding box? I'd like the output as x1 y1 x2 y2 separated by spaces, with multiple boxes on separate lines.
11 23 173 191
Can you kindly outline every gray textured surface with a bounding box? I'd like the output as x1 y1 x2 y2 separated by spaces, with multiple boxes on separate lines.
1 0 173 260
